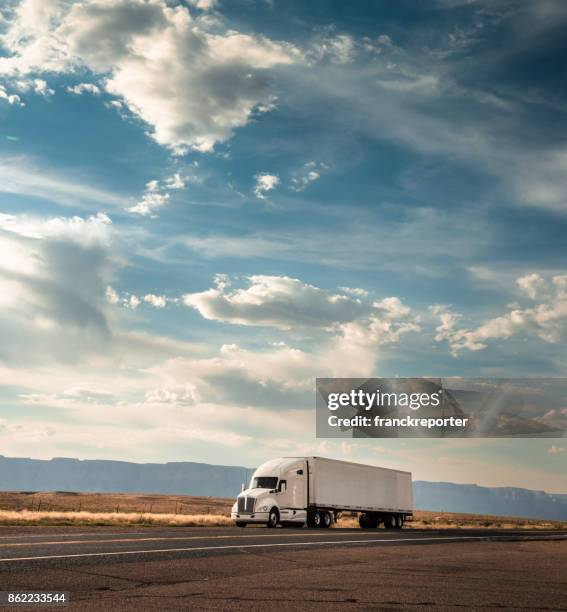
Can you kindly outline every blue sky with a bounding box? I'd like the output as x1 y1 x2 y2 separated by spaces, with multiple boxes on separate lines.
0 0 566 491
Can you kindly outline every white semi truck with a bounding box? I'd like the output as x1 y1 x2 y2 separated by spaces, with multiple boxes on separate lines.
231 456 413 529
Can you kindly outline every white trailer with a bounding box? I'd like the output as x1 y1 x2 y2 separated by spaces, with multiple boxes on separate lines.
231 456 412 529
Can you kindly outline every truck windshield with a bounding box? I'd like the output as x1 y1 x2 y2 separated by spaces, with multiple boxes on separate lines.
250 476 278 490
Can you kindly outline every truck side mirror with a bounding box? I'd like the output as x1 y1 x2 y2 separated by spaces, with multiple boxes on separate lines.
278 480 287 493
241 483 245 492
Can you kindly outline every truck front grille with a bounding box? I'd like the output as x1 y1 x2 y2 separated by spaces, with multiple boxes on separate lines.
237 496 255 513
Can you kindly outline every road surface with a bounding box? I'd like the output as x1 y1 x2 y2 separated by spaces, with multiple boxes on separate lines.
0 526 565 610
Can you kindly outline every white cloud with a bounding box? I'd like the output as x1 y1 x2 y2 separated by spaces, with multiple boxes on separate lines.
144 325 390 411
0 0 63 76
187 0 217 10
154 343 316 397
327 309 419 369
433 273 567 354
6 78 55 98
309 30 356 64
105 99 123 110
253 173 280 200
165 173 185 189
182 275 420 367
67 82 101 95
105 286 168 309
183 274 368 330
0 155 126 208
125 294 141 309
374 296 411 320
128 173 186 217
429 304 462 344
290 161 327 191
0 0 301 153
144 383 198 405
517 273 545 300
0 85 23 106
343 297 422 348
32 78 54 96
13 77 55 96
339 286 368 298
128 190 169 217
0 211 115 365
105 285 119 305
0 211 112 244
143 293 167 308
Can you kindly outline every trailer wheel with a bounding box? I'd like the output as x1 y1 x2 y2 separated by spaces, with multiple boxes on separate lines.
359 513 378 528
321 511 332 528
396 515 404 529
267 508 279 528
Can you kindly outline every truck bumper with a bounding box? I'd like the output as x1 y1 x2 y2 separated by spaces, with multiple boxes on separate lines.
231 511 269 524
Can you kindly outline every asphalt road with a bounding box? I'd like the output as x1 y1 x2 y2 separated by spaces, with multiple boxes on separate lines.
0 527 565 610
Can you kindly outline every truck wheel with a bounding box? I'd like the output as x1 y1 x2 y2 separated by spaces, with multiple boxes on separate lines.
385 514 397 530
359 513 378 528
236 522 247 528
307 511 321 528
267 508 279 528
321 511 332 528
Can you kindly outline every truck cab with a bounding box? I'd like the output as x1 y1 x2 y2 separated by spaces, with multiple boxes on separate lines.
231 458 308 528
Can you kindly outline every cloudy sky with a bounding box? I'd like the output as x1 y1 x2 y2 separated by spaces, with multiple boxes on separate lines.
0 0 566 492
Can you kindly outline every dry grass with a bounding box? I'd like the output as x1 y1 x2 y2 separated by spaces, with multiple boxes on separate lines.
0 491 232 515
0 491 233 527
0 491 564 529
336 509 567 530
0 509 232 527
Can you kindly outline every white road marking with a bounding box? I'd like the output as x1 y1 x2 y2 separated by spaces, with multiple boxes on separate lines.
0 533 378 549
0 534 564 562
1 529 564 548
0 530 434 548
0 531 150 540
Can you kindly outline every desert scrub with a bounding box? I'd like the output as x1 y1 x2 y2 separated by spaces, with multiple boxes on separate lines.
0 509 233 527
